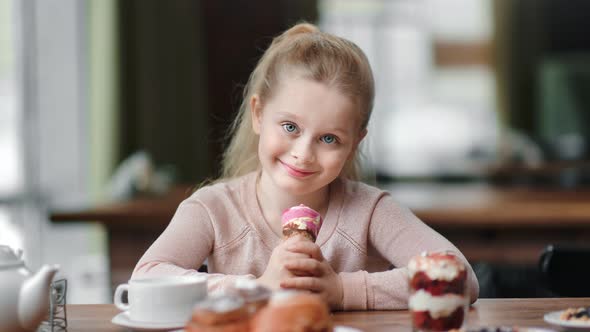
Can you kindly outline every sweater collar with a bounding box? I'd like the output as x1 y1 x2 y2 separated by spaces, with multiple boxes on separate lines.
242 171 343 249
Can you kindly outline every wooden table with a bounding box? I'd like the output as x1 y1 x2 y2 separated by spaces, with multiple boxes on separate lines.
63 298 590 331
50 183 590 290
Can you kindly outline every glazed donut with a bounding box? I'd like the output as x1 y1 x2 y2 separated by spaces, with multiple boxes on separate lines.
186 294 250 332
251 291 333 332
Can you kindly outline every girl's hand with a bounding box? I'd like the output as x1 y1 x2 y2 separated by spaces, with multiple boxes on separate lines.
280 240 343 309
257 235 311 290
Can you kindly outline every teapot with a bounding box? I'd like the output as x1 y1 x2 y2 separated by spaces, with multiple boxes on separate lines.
0 245 59 332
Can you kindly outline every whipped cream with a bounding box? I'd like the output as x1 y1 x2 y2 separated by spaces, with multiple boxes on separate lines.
408 252 465 281
409 289 468 319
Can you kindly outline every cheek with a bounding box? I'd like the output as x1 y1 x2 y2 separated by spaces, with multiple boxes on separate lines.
259 129 287 157
322 149 352 169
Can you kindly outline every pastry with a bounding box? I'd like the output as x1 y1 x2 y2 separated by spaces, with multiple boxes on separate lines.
560 307 590 321
186 294 250 332
408 251 468 331
281 204 322 242
251 291 333 332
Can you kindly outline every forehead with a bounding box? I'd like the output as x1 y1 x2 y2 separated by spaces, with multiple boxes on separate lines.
266 77 361 132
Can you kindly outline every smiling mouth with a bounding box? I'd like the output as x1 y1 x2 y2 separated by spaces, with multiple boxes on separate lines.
279 160 316 178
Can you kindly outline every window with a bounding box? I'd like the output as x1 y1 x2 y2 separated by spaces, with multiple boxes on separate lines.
320 0 498 178
0 0 109 304
0 0 24 249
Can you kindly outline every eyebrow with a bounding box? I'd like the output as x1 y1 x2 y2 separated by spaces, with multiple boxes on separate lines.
326 127 349 137
275 111 298 119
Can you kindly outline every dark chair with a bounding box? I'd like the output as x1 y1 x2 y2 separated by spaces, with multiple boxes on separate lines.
539 245 590 297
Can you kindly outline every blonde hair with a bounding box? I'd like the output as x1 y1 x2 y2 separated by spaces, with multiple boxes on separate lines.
220 22 375 181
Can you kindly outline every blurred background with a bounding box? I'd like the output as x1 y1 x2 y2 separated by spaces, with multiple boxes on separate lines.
1 0 589 303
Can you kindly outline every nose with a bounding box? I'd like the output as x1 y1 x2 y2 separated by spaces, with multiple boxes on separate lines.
290 137 315 164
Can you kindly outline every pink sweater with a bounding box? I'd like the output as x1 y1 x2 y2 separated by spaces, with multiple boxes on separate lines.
132 172 479 310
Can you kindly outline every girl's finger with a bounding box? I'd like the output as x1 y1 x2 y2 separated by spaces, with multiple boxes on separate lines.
284 258 324 276
284 250 310 260
283 234 309 246
280 277 323 292
287 241 324 260
290 270 314 277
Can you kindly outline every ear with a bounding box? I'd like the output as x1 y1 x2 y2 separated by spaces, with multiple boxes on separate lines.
357 128 368 144
251 94 263 135
348 128 368 161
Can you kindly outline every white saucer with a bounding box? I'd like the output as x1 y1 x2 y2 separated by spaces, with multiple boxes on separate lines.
544 310 590 330
111 311 186 331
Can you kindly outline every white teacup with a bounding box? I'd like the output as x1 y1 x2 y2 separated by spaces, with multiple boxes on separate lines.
113 275 207 323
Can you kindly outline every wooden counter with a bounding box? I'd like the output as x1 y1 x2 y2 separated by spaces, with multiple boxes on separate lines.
382 182 590 266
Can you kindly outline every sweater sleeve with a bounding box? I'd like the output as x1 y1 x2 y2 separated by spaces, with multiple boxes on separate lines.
131 197 256 292
340 195 479 310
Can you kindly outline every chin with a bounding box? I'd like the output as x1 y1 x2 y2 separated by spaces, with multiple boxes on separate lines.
272 175 318 196
277 180 315 196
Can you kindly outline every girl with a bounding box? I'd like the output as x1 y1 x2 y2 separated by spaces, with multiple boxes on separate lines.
132 22 479 310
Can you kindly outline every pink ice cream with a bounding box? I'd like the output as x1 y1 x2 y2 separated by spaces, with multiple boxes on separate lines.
281 204 323 242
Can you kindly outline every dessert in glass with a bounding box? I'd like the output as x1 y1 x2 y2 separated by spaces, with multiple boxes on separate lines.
408 251 468 331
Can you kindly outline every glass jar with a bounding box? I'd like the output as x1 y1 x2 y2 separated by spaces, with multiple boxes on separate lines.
408 251 468 331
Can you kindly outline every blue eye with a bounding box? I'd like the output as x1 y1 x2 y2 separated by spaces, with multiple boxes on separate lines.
282 123 297 133
321 135 337 144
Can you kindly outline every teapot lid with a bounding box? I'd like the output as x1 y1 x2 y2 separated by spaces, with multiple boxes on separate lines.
0 245 24 268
